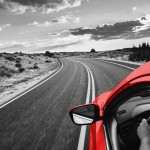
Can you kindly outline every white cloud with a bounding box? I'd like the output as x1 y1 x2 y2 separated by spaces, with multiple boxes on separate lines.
132 6 137 11
0 40 31 49
43 0 83 14
74 17 80 23
2 24 12 28
28 21 51 27
28 15 80 28
11 4 28 14
0 23 11 31
0 33 91 51
41 21 52 27
133 15 150 32
57 16 68 23
53 15 80 24
55 34 91 44
28 21 39 26
0 0 83 15
72 0 83 7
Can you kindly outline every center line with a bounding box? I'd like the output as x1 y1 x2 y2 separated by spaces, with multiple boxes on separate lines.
68 59 96 150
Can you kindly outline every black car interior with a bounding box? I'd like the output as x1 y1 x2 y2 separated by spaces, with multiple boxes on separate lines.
104 83 150 150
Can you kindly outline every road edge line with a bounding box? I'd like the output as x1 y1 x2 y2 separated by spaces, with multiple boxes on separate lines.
99 60 135 70
0 59 64 109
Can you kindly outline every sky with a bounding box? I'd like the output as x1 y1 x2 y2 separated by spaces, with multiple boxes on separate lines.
0 0 150 53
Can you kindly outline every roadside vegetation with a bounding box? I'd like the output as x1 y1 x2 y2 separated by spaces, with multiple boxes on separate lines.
129 43 150 62
0 43 149 104
0 52 60 102
56 42 150 63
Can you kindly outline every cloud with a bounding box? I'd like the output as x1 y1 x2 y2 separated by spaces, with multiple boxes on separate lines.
28 21 52 27
28 15 80 27
34 34 91 51
69 18 150 40
0 23 11 31
55 34 90 43
72 0 82 7
52 15 80 23
132 6 137 11
0 0 83 14
0 40 31 50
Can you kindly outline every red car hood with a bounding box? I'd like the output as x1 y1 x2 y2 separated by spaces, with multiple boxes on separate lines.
94 61 150 113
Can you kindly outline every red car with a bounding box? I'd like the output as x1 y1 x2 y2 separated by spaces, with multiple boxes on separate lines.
69 61 150 150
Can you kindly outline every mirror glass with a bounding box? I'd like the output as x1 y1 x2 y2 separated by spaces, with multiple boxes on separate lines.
72 104 95 125
73 113 93 124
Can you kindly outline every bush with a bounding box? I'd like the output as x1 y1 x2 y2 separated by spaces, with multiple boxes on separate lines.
16 57 22 63
0 66 15 77
5 56 15 61
15 63 22 68
19 68 25 73
45 60 52 63
44 51 54 57
91 49 96 53
129 43 150 62
33 63 39 69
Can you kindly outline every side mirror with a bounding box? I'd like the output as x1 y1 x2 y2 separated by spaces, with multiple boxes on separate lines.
69 104 103 125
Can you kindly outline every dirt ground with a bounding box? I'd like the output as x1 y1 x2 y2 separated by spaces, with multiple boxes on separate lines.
0 53 60 106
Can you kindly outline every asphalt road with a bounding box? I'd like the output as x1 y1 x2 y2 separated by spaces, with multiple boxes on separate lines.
0 58 140 150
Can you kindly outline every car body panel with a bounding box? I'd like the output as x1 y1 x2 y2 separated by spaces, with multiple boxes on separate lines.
89 62 150 150
69 62 150 150
105 62 150 107
89 121 106 150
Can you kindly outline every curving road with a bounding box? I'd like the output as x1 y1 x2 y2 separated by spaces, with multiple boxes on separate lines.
0 58 140 150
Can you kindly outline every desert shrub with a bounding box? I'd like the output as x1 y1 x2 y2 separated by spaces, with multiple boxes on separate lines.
91 49 96 53
16 57 22 63
0 66 15 77
19 68 25 73
5 56 15 61
44 51 54 57
19 52 23 56
129 43 150 62
15 63 22 68
45 60 52 63
33 63 39 69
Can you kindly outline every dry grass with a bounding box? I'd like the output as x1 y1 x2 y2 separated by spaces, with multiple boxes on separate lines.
0 53 60 101
0 66 17 77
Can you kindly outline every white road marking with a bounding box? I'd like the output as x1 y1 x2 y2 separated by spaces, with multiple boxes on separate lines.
69 58 136 150
86 65 95 100
68 59 96 150
99 60 135 70
0 60 64 109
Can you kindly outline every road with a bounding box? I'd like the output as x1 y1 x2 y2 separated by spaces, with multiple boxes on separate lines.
0 58 140 150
